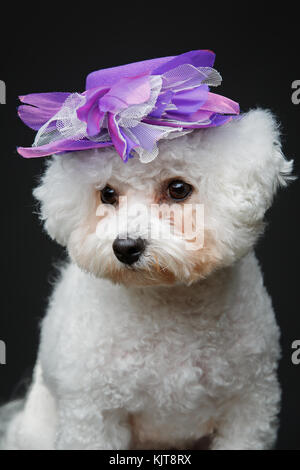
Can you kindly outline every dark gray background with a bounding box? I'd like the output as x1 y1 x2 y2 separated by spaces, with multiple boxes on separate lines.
0 3 299 449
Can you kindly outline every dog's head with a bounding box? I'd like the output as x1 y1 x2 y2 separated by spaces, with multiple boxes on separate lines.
34 109 293 286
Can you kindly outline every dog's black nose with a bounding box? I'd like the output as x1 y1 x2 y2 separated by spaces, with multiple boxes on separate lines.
113 237 146 265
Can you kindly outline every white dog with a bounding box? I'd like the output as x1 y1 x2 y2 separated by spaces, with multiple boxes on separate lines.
0 109 293 450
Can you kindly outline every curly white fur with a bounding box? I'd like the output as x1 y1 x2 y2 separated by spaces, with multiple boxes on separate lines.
0 109 293 449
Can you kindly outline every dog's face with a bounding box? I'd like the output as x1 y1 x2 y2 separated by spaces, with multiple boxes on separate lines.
34 109 292 286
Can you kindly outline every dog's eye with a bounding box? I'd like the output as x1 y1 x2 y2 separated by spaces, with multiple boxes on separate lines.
100 186 118 205
168 180 192 201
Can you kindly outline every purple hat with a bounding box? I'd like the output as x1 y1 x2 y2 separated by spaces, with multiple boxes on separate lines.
17 50 240 163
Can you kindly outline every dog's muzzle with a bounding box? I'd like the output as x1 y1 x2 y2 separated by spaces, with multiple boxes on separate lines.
113 237 146 265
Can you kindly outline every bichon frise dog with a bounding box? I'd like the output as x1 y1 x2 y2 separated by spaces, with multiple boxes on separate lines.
0 109 293 450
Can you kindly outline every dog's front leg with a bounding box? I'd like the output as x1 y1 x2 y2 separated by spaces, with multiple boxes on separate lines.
210 372 280 450
55 397 132 450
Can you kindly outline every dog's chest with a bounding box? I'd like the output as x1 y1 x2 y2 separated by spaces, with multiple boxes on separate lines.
94 311 222 443
95 303 223 413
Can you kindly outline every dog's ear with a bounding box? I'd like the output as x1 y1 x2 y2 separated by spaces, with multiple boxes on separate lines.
243 109 293 214
210 108 294 214
235 108 293 201
33 156 91 246
203 109 294 262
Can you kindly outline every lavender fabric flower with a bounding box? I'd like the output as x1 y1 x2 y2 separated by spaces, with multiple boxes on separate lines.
17 50 240 163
